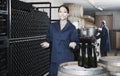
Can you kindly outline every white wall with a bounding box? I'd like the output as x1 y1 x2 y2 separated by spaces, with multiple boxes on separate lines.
50 0 63 20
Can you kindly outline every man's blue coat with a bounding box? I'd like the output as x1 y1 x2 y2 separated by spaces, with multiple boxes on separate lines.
97 24 111 55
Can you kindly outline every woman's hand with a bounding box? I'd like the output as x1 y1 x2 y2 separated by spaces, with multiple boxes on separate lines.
40 42 50 48
69 42 76 49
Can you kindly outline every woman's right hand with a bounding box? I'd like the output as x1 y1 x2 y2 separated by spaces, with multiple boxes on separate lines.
40 42 50 48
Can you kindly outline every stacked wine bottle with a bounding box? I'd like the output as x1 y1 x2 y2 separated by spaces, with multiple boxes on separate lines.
78 43 97 68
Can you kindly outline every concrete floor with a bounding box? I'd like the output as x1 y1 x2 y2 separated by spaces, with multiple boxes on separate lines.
108 49 120 56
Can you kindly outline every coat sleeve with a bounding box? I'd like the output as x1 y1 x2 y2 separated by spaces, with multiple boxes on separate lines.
46 24 52 43
105 27 111 51
95 30 102 39
70 28 79 43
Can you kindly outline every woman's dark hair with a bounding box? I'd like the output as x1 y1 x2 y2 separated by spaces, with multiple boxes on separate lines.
58 5 69 13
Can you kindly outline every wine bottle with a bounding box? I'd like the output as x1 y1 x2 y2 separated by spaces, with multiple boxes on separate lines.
91 45 94 67
82 43 85 67
83 43 89 68
91 43 97 68
78 43 83 66
87 43 92 68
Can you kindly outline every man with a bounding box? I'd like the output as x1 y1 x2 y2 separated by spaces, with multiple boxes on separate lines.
96 20 111 56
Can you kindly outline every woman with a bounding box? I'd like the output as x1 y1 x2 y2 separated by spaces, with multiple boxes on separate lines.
41 5 79 76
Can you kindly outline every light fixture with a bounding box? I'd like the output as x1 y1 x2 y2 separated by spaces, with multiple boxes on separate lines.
87 0 103 11
97 7 103 11
87 0 95 5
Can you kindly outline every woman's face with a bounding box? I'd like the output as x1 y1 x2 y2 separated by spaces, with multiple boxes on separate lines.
58 7 69 20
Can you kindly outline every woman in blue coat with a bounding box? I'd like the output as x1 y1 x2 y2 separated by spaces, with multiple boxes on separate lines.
96 20 111 56
41 5 79 76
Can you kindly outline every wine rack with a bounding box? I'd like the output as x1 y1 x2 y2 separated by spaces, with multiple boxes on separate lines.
0 0 51 76
9 38 50 76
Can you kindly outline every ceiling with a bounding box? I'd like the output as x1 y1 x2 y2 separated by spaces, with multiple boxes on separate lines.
21 0 120 11
63 0 120 11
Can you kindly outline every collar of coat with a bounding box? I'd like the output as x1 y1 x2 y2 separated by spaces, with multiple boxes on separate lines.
53 20 74 32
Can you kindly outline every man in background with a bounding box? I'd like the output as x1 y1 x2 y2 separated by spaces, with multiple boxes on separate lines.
96 20 111 56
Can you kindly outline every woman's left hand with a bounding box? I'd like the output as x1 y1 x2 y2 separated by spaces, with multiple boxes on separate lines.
69 42 76 49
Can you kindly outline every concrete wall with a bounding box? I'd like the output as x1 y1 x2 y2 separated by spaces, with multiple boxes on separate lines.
96 11 120 30
96 11 120 49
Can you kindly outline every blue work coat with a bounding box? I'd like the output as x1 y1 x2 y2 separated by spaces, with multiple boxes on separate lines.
97 25 111 54
46 20 79 64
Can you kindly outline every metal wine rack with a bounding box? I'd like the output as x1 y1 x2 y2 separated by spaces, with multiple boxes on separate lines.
0 0 51 76
0 37 9 76
11 9 49 38
9 38 50 76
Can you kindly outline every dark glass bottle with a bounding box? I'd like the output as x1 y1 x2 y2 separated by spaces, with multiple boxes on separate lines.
87 43 92 68
91 43 97 68
78 43 83 66
83 43 89 68
81 43 85 67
